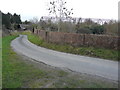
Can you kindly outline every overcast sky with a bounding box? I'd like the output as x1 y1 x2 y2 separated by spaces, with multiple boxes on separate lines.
0 0 119 21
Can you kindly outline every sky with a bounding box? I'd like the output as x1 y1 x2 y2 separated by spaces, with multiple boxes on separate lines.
0 0 119 21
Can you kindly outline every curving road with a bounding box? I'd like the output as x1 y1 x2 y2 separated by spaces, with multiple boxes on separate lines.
11 35 118 81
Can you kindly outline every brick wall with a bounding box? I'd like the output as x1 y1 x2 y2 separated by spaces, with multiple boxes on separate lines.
34 30 120 50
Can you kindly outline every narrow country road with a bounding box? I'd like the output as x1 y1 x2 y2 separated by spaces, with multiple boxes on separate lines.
11 35 118 81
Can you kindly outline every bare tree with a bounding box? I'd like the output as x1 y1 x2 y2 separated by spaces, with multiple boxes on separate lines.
30 17 39 24
29 17 39 29
47 0 73 32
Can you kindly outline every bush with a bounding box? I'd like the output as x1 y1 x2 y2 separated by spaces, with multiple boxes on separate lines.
14 24 21 30
90 25 105 34
76 28 92 34
50 24 58 31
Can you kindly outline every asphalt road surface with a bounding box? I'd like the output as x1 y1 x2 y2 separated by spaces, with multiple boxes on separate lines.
11 35 118 81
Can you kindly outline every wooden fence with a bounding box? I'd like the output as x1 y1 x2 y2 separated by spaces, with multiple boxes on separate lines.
34 30 120 50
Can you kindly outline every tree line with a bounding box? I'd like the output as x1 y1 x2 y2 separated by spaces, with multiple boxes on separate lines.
1 11 22 29
30 0 118 36
32 17 118 36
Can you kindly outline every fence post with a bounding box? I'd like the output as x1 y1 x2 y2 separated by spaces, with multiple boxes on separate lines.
45 31 48 42
83 34 85 46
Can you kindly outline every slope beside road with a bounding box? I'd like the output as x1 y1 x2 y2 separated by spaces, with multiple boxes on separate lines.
11 35 118 81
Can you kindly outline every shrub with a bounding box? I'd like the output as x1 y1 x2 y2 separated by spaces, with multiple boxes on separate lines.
76 28 92 34
90 25 105 34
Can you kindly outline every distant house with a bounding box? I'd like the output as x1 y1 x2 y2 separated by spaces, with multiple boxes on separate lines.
20 24 27 30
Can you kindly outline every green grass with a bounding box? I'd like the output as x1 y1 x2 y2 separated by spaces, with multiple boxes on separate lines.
2 35 47 88
22 31 119 61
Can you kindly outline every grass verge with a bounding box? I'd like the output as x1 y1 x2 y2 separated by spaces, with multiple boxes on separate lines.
22 31 119 61
2 35 47 88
